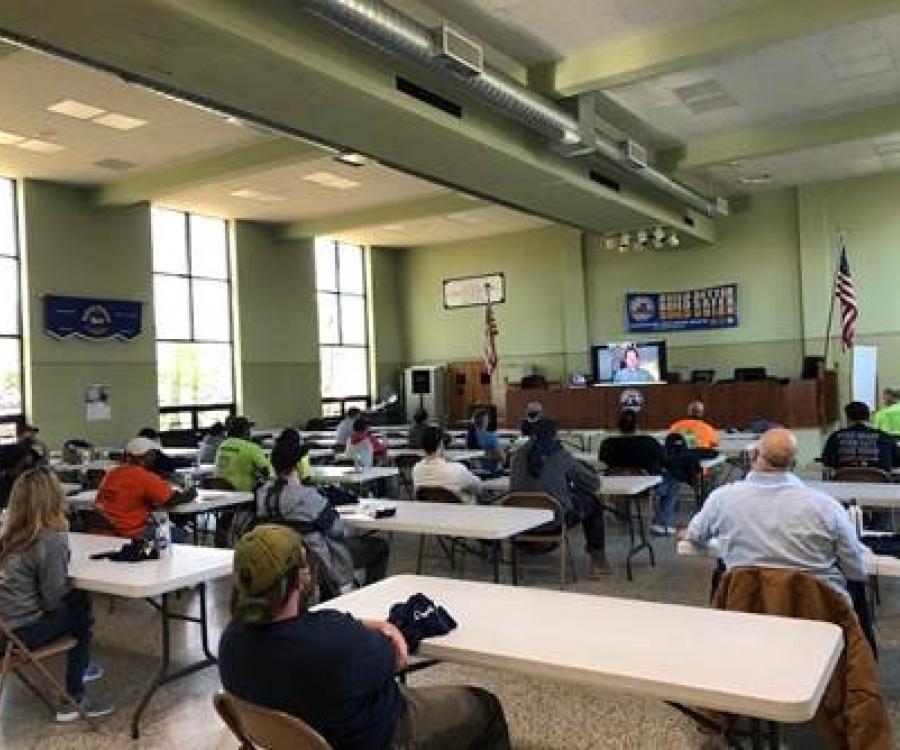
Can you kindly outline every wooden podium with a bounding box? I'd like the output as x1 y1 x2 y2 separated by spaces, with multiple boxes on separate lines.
505 372 838 430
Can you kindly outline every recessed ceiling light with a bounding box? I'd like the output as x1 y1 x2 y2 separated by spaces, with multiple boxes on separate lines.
94 157 137 171
230 189 285 202
17 139 64 154
302 171 360 190
737 173 772 186
47 99 105 120
93 113 147 131
334 152 368 168
0 130 25 145
444 212 483 225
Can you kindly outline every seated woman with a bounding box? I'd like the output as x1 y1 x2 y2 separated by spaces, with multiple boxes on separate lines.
509 419 610 576
256 432 389 596
0 467 112 721
346 418 388 469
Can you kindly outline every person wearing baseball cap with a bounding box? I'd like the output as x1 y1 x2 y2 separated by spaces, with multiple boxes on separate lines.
95 437 197 539
214 415 271 492
219 525 510 750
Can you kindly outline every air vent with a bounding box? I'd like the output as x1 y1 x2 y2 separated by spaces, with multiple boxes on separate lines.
589 170 620 192
437 26 483 77
94 158 137 171
621 139 648 169
396 77 462 118
672 78 737 115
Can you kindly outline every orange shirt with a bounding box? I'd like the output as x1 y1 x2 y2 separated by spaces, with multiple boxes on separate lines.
96 465 174 538
668 418 719 449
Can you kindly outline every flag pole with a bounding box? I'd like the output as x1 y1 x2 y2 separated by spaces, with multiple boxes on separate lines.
822 236 842 370
484 282 494 404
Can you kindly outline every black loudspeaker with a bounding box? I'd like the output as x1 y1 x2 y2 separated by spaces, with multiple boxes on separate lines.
734 367 767 382
411 369 432 395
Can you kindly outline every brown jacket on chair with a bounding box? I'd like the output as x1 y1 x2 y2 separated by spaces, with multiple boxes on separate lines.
714 567 889 750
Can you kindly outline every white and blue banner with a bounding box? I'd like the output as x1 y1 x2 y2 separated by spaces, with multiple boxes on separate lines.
626 284 738 333
44 295 142 341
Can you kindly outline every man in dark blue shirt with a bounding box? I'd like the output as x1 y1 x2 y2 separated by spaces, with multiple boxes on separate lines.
219 525 510 750
823 401 899 472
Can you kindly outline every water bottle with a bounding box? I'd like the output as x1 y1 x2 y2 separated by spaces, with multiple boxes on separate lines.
153 512 173 558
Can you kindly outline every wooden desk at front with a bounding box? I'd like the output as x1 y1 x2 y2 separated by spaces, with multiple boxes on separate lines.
506 373 837 430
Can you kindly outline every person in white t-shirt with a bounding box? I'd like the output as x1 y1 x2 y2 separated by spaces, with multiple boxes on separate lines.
412 426 483 503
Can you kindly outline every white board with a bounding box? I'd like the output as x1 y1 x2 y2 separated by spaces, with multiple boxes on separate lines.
852 345 878 410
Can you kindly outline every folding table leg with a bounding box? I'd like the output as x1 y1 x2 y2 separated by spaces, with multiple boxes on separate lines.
492 541 501 584
131 584 218 739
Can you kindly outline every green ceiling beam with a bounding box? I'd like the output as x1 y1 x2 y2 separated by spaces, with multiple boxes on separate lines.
661 98 900 171
97 136 324 206
283 193 481 238
530 0 900 96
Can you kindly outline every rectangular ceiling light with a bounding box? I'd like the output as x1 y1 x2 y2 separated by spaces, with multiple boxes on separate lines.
230 189 285 202
302 171 360 190
17 139 65 153
93 112 147 131
47 99 106 120
0 129 25 145
444 211 483 225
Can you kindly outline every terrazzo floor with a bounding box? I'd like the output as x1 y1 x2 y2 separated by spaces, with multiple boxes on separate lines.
4 508 900 749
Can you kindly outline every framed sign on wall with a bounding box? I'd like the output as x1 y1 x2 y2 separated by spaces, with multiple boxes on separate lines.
443 273 505 309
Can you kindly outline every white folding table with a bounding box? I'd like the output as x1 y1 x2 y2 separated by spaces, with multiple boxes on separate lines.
68 533 233 739
325 575 842 745
338 501 552 582
804 480 900 509
67 489 253 545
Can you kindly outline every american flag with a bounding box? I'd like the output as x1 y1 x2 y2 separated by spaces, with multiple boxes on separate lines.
835 245 858 350
483 292 499 377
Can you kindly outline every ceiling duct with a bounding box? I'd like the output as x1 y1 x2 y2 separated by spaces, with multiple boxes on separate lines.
300 0 726 217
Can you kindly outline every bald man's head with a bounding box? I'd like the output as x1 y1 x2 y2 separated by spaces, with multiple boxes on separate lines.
753 428 797 472
688 401 704 419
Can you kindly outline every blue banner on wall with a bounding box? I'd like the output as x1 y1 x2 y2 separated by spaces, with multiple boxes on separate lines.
44 295 142 341
626 284 738 333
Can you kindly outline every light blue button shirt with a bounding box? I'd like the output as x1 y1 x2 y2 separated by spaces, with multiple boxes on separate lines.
687 471 867 594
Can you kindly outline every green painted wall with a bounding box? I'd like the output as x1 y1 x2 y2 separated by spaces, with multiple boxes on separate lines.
232 221 320 428
20 180 157 447
370 246 408 400
402 224 586 382
586 188 804 380
798 172 900 398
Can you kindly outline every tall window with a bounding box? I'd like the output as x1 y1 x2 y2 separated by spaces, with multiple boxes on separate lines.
0 178 22 442
315 239 370 417
152 207 234 431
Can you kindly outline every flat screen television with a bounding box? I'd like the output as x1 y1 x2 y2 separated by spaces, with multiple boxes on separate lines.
591 341 667 385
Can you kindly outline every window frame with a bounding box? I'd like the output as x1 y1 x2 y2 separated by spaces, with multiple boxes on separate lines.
315 239 370 417
152 208 236 431
0 176 23 438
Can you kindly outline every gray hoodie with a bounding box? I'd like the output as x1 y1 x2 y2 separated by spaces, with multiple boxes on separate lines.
0 529 70 630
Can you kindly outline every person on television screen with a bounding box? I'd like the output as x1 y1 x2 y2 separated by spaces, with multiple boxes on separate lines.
613 346 655 384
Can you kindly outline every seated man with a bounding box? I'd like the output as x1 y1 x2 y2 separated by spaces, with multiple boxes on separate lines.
678 428 867 597
346 417 388 469
599 409 681 536
95 437 196 539
257 431 389 591
510 419 610 575
823 401 898 473
874 388 900 436
519 401 543 437
219 525 511 750
215 416 271 491
668 401 718 449
197 421 227 465
407 409 429 450
0 442 42 508
412 426 482 503
466 410 503 474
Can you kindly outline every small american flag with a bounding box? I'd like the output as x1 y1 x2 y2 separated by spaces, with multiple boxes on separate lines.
835 245 858 350
483 292 499 377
